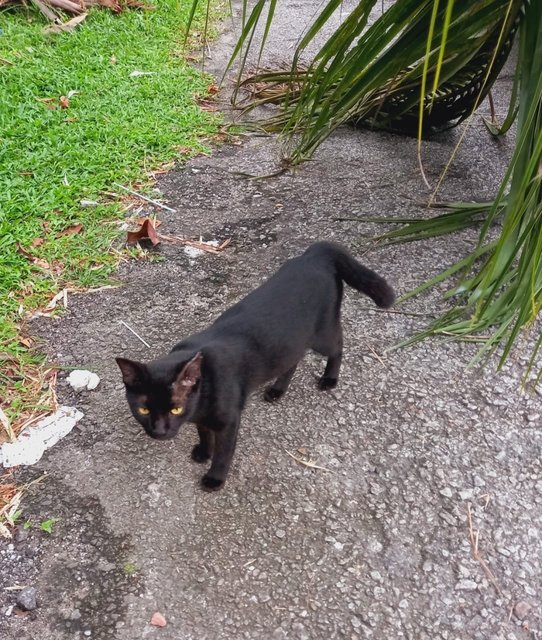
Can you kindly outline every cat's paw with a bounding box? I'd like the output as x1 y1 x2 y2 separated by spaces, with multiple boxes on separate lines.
318 376 337 390
263 386 284 402
191 444 211 463
201 475 224 492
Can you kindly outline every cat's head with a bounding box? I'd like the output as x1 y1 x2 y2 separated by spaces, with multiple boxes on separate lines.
115 352 203 440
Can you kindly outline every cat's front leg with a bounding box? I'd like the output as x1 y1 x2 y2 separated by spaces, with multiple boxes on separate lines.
201 418 240 492
191 425 214 463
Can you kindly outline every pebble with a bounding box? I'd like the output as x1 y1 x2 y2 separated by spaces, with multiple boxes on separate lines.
514 601 531 620
455 580 478 591
440 487 453 498
67 369 100 392
14 527 30 543
16 586 38 611
275 529 286 539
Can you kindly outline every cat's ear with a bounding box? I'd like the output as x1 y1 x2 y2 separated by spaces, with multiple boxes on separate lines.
172 352 203 404
115 358 148 386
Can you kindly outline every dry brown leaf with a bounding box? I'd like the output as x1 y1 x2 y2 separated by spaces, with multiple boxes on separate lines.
197 99 218 112
126 218 160 246
59 95 70 109
16 243 49 269
44 12 88 35
207 83 219 95
150 612 167 627
58 223 83 236
135 217 161 228
31 237 45 247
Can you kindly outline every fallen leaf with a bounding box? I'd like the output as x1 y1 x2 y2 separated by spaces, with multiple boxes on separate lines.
31 237 44 247
59 96 70 109
150 612 167 627
126 218 160 246
16 243 35 261
197 99 217 112
45 289 69 311
43 13 88 35
135 217 161 228
58 223 83 236
207 83 219 94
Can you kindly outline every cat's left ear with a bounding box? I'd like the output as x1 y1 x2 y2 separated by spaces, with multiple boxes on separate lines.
172 352 203 404
116 357 148 386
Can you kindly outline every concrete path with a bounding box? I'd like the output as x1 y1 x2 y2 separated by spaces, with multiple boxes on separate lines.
2 2 541 639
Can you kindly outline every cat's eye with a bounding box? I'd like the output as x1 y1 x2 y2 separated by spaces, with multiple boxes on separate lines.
170 407 184 416
137 407 150 416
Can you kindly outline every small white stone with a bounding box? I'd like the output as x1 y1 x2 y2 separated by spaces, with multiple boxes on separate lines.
67 370 100 392
440 487 453 498
455 579 478 591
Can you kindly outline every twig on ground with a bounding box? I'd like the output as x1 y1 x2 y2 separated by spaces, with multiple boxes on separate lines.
368 346 387 368
357 306 437 319
158 235 231 254
284 448 333 472
113 183 176 213
120 320 152 349
466 503 503 596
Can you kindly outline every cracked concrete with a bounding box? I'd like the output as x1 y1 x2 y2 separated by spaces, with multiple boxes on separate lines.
1 2 541 639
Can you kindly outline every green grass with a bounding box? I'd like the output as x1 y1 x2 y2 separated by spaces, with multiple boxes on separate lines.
0 1 222 425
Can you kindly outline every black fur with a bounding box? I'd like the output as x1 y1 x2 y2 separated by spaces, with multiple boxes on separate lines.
116 242 394 492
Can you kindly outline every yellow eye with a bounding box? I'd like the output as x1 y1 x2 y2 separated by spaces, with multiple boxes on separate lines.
170 407 184 416
137 407 150 416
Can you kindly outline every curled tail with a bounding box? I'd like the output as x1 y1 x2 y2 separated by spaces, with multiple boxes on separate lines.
308 241 395 308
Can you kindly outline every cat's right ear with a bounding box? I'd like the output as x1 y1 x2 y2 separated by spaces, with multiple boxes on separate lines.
115 358 147 386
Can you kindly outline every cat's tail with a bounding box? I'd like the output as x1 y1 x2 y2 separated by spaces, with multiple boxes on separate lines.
310 241 395 308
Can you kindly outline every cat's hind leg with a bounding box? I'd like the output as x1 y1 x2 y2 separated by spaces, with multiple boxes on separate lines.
191 425 214 463
264 364 298 402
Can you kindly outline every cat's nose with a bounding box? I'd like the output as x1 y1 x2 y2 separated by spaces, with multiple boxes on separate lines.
152 418 170 437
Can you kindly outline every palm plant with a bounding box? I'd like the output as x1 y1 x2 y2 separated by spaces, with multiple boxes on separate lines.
188 0 542 378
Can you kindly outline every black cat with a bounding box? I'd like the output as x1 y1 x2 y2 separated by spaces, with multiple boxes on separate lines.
116 242 394 492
